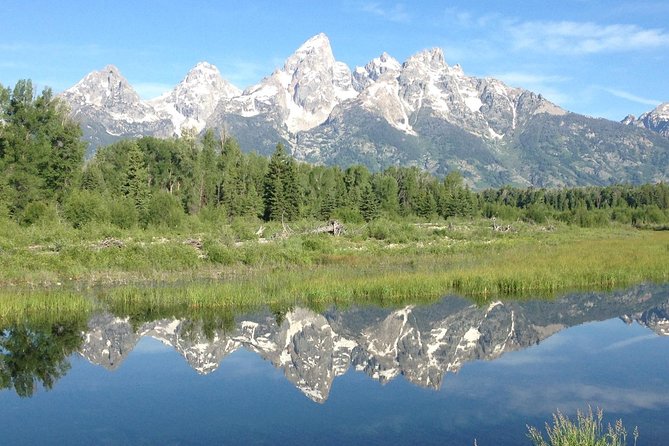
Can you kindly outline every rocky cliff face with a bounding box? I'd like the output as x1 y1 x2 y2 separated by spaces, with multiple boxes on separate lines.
60 65 175 152
623 102 669 138
78 285 669 403
149 62 241 134
60 34 669 187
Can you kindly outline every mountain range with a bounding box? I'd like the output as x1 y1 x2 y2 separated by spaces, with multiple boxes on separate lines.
79 285 669 403
60 33 669 188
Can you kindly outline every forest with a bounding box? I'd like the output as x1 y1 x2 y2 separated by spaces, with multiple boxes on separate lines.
2 81 668 231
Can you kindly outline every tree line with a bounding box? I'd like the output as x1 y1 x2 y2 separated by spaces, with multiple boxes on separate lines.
1 80 668 229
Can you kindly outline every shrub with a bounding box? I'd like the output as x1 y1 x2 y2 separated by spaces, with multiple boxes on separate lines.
108 197 139 229
145 191 185 229
331 206 365 224
202 240 237 265
524 204 548 224
63 190 110 228
527 407 637 446
20 201 60 226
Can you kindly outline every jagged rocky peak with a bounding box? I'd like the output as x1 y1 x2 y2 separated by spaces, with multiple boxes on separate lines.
282 32 356 114
353 52 401 91
149 61 241 132
404 47 448 72
220 32 358 134
181 62 240 96
626 102 669 137
284 32 336 71
63 64 142 110
622 114 637 125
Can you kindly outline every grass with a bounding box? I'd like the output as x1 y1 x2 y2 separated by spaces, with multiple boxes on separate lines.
0 289 94 326
528 407 638 446
0 218 667 320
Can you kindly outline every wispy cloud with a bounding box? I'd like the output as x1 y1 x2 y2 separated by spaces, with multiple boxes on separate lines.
442 9 669 55
509 21 669 54
601 87 661 106
493 71 572 106
361 2 410 23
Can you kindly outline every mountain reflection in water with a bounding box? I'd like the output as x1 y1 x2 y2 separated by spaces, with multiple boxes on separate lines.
5 284 664 403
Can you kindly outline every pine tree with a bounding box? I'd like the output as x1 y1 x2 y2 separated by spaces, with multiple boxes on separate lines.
0 80 84 219
262 143 301 221
360 183 380 222
122 142 151 219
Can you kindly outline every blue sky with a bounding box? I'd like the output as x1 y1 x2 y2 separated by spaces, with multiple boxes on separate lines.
1 0 667 120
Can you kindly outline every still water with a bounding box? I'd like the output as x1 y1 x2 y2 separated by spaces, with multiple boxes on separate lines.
1 285 669 445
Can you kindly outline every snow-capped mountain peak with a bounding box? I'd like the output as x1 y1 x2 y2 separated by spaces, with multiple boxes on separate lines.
218 33 357 134
149 61 241 133
622 101 669 137
63 64 142 110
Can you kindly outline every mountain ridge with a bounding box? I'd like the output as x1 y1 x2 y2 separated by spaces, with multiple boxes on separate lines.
59 33 669 188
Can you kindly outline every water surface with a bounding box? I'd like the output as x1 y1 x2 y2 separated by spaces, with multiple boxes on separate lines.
1 284 669 445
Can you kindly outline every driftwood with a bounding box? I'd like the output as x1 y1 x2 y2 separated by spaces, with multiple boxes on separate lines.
92 237 124 250
491 217 515 233
312 220 345 236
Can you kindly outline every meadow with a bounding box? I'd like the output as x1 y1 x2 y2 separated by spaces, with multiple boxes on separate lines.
1 215 667 323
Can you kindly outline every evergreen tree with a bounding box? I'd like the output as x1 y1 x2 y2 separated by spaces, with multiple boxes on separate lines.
0 80 84 219
121 142 151 219
263 143 301 221
360 183 380 222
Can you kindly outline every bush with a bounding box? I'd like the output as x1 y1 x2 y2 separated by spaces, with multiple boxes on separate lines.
524 204 548 224
20 201 60 226
331 206 365 224
301 234 334 253
109 197 139 229
230 216 262 241
145 191 185 229
366 219 419 243
528 407 636 446
202 240 237 265
63 190 110 228
482 203 522 221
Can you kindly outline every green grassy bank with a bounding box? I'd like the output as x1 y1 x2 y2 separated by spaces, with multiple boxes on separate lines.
1 218 667 322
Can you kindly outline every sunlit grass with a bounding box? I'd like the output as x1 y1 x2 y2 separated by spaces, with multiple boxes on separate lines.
528 407 637 446
0 289 94 326
0 219 667 318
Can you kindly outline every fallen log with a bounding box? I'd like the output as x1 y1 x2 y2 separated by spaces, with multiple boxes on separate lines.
312 220 345 236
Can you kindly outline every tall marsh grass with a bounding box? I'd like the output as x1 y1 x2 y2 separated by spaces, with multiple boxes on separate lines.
528 407 637 446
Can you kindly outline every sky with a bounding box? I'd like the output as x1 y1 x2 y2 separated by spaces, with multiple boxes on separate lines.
1 0 667 121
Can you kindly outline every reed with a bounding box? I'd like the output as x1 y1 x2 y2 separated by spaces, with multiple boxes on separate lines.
528 407 637 446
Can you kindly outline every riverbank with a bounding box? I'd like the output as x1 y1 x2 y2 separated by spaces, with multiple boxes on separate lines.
1 218 668 322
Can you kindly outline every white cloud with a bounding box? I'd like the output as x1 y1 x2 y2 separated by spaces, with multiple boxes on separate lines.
601 88 661 106
493 71 572 107
508 20 669 55
361 2 410 23
442 9 669 55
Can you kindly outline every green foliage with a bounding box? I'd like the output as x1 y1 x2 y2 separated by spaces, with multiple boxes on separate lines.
0 80 85 218
62 189 110 228
263 143 300 221
524 203 549 224
145 191 184 229
108 197 139 229
0 317 88 397
528 407 636 446
331 206 364 224
19 201 59 226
